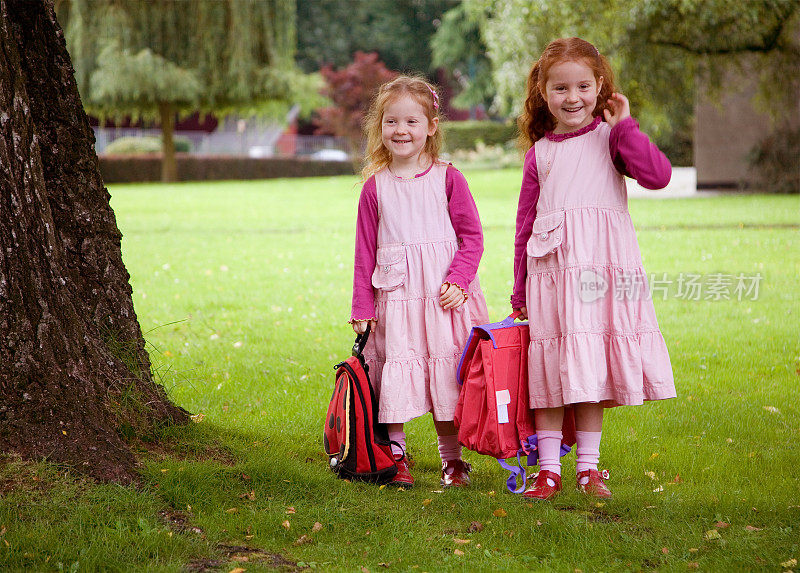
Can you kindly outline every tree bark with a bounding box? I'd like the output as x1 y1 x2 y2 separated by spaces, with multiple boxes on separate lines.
0 0 188 483
158 101 178 183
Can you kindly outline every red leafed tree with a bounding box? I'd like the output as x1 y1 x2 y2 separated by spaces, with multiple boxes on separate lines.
314 51 397 149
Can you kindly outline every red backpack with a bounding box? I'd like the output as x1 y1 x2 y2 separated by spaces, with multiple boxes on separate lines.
323 325 398 484
455 313 575 493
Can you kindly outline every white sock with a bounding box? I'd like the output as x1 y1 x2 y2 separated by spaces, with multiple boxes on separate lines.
537 430 563 486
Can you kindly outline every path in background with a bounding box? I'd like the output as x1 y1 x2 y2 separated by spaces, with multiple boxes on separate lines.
627 166 701 198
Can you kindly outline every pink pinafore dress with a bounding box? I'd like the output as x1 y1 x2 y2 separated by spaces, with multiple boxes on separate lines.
365 163 489 423
526 122 676 407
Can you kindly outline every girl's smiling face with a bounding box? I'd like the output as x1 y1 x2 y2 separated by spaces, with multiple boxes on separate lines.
543 59 603 134
381 95 438 167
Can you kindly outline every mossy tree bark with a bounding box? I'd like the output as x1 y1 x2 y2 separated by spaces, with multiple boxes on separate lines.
0 0 188 483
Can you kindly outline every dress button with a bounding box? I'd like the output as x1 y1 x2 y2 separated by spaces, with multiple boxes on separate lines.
383 265 390 273
539 232 548 240
551 249 557 254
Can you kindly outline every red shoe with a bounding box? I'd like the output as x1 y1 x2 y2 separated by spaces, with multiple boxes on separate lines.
441 459 472 488
523 470 562 500
389 454 414 488
576 469 612 498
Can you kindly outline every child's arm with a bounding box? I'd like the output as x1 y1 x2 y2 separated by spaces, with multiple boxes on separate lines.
512 147 540 313
444 166 483 298
606 93 672 190
350 178 378 329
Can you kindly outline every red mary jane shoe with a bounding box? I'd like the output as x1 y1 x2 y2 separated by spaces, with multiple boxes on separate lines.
441 459 472 488
523 470 562 501
389 454 414 488
576 469 612 498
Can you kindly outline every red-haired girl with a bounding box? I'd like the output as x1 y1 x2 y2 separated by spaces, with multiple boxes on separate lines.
513 38 676 500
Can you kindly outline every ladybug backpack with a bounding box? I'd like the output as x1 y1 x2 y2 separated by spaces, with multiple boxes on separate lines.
323 325 398 483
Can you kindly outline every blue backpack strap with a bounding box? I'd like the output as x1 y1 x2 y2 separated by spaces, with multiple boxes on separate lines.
497 435 572 494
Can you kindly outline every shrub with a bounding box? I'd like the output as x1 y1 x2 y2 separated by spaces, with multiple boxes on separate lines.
104 135 192 154
748 127 800 193
442 120 518 152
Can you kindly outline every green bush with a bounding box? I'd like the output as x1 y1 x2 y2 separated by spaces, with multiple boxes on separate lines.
748 127 800 193
104 135 193 154
442 120 518 151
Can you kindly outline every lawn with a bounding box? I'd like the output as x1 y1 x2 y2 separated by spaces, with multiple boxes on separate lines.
1 170 799 571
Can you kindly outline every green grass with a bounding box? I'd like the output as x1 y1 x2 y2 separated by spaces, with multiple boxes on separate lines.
1 170 799 571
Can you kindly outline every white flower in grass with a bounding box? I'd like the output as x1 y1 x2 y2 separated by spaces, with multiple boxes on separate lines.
233 341 243 348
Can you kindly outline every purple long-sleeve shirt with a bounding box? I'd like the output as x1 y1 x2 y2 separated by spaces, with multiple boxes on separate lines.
511 116 672 308
351 164 483 322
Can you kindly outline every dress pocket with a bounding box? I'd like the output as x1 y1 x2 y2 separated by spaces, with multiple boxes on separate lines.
371 247 407 291
526 211 564 258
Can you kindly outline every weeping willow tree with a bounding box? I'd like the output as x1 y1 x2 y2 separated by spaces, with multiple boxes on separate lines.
55 0 303 182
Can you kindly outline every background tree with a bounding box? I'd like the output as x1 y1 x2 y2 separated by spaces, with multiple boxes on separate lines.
467 0 799 165
55 0 307 182
0 0 187 483
314 52 397 153
296 0 452 74
430 2 495 115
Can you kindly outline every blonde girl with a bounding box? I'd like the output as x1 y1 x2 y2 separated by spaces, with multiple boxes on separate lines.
512 38 676 500
350 76 489 488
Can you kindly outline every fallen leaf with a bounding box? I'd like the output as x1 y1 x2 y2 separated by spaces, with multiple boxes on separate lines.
361 567 370 573
190 413 205 423
536 520 542 526
312 522 323 533
781 559 798 568
225 508 238 514
454 549 464 556
645 471 657 480
239 491 255 501
378 563 390 568
487 490 496 497
744 525 762 532
468 521 483 533
704 529 721 540
714 521 729 529
671 474 683 484
281 520 291 530
595 502 605 508
286 506 296 514
493 508 507 518
229 568 246 573
422 499 432 507
653 485 664 493
687 562 699 569
763 406 780 414
650 452 659 460
454 538 471 545
688 548 698 553
231 555 248 562
662 548 669 554
293 535 312 546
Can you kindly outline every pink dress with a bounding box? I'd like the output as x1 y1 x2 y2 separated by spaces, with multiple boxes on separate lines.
360 163 488 423
520 118 676 408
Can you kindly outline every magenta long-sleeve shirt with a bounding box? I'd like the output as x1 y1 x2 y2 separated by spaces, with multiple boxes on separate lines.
511 116 672 308
351 164 483 322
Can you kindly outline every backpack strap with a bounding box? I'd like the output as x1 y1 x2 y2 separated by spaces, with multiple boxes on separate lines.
498 434 574 494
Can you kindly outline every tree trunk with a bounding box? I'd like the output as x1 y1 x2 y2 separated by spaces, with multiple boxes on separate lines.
0 0 188 483
158 101 178 183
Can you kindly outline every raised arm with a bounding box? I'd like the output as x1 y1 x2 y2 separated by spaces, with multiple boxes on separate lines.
609 116 672 190
512 146 540 309
350 178 378 323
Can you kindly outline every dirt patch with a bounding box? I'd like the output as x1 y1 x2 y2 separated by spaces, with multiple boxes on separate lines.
133 437 238 466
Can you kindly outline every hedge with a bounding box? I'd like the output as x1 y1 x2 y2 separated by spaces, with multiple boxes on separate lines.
442 120 518 151
98 153 356 183
105 135 193 154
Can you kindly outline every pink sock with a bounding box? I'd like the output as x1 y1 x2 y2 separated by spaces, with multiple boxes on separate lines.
437 434 462 463
575 430 602 480
388 430 406 458
536 430 563 480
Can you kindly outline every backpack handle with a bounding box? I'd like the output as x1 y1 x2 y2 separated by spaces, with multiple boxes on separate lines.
352 323 371 357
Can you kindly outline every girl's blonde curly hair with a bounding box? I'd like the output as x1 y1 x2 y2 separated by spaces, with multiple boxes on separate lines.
361 75 443 181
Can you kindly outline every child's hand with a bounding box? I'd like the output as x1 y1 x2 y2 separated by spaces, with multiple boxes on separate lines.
440 282 466 310
603 92 631 128
352 319 376 335
514 307 528 320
